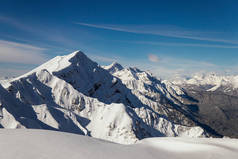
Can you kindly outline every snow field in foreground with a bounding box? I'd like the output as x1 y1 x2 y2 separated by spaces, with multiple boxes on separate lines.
0 129 237 159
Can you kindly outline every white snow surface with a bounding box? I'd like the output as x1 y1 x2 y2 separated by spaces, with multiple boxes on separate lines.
0 51 207 144
173 72 238 91
102 61 124 74
0 129 237 159
0 78 12 88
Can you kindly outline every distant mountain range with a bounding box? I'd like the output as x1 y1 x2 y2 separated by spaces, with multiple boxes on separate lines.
172 73 238 138
0 51 237 144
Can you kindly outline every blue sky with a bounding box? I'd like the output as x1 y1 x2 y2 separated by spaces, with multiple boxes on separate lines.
0 0 238 78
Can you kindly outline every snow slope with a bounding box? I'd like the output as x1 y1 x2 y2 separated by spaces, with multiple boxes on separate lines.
103 63 208 129
0 51 209 144
0 78 12 88
0 129 237 159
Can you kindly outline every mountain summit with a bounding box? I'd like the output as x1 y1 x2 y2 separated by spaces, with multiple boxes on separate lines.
102 62 124 74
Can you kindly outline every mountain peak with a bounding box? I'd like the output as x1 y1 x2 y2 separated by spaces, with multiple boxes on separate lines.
15 50 96 80
103 62 124 74
67 50 88 62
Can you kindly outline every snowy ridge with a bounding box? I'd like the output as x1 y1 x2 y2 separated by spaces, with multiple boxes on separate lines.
0 129 238 159
102 61 124 74
107 66 199 126
173 72 238 92
0 78 13 88
0 51 208 144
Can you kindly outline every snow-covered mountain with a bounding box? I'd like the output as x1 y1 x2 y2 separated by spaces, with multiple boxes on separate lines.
172 72 238 138
1 129 238 159
0 51 218 144
173 73 238 93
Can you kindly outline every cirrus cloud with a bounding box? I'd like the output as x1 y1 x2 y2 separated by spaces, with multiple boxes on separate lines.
76 22 238 45
0 40 48 65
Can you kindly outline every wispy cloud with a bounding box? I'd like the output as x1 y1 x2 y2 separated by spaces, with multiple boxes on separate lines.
76 22 238 44
0 16 81 48
0 16 36 33
0 67 32 78
148 54 159 62
131 41 238 49
0 40 48 64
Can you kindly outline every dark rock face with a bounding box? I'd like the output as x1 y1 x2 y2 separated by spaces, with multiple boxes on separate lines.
182 86 238 138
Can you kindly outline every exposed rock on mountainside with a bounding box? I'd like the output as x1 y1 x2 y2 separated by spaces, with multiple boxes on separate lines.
173 73 238 138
